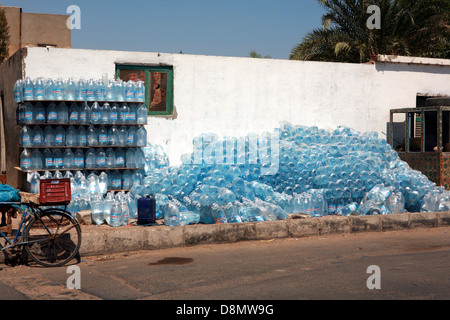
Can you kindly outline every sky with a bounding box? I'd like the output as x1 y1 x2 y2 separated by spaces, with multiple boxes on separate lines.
1 0 326 60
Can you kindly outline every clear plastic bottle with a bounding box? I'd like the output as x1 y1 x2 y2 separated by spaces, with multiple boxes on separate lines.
34 78 45 100
80 79 88 101
44 78 55 100
16 103 25 124
119 103 129 124
131 170 143 187
105 80 114 102
30 149 43 170
54 170 64 180
63 149 74 169
90 102 101 124
52 149 64 169
127 194 138 219
64 78 76 100
77 126 87 147
53 78 64 100
23 102 34 124
111 171 122 190
74 79 82 101
98 125 108 146
91 196 104 225
20 149 32 171
122 170 132 190
114 80 125 102
126 127 137 146
54 126 66 146
134 148 145 169
79 102 90 124
136 104 147 124
106 148 116 168
127 103 137 123
135 80 145 102
120 198 129 225
87 125 99 146
125 81 135 102
33 102 46 124
43 126 55 146
95 79 105 102
136 126 147 146
41 170 53 180
339 202 358 216
29 171 41 194
43 148 54 169
68 102 80 124
115 148 125 168
110 103 119 124
86 79 96 101
109 201 122 227
46 102 58 124
57 102 69 124
87 174 99 195
101 103 111 124
98 172 108 195
23 77 34 101
108 126 119 146
126 148 136 168
96 148 106 168
85 148 96 169
180 211 200 226
103 193 114 224
65 125 78 147
74 149 85 169
14 80 23 103
118 126 128 145
20 126 33 147
31 126 44 147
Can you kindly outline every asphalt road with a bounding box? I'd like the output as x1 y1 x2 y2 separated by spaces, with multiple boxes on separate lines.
0 226 449 302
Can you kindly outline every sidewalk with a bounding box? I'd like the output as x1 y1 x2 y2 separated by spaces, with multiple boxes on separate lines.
77 211 450 257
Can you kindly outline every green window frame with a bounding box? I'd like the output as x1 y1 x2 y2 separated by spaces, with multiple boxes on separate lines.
115 64 173 116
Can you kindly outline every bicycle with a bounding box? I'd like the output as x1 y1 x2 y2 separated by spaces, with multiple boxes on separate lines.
0 200 82 267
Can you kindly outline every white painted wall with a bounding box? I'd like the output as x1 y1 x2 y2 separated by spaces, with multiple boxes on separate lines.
22 47 450 166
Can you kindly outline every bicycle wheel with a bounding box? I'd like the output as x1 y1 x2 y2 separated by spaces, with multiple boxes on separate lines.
22 209 82 267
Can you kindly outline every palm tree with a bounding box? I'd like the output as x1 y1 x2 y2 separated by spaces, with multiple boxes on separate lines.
0 7 10 64
289 0 449 63
249 50 272 59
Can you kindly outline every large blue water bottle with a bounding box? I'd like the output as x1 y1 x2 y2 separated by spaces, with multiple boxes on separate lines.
137 194 156 225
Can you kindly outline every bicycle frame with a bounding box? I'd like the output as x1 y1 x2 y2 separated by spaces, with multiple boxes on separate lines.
0 202 41 252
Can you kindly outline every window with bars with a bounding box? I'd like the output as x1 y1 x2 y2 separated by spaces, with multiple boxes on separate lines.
116 65 173 116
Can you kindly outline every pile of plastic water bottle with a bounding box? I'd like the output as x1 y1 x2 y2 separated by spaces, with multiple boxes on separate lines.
24 143 170 227
20 146 146 172
135 122 450 227
29 170 141 226
17 101 148 126
14 77 145 103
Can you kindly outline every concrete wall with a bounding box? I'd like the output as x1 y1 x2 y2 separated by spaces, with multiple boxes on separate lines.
0 49 23 187
21 12 71 48
1 6 21 57
1 6 71 60
12 47 450 172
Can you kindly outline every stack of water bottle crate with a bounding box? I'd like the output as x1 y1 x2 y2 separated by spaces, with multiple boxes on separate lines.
14 76 150 226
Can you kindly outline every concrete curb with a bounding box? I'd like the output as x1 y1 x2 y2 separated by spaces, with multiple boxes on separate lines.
2 212 449 263
78 211 450 257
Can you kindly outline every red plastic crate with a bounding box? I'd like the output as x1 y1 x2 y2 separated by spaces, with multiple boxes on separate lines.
39 178 71 205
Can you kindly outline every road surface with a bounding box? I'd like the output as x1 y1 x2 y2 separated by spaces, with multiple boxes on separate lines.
0 226 449 301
